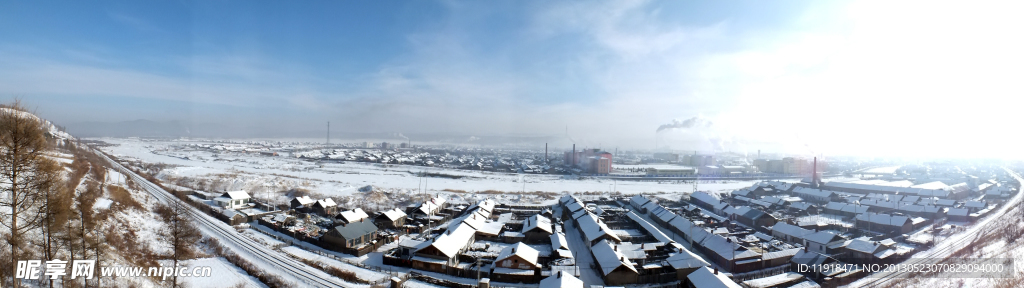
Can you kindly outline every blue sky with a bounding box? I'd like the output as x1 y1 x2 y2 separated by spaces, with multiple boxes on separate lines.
3 0 1024 158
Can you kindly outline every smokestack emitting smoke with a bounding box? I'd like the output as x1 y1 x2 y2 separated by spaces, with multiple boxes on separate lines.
655 116 713 133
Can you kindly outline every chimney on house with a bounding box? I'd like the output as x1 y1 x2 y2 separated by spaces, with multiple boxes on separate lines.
714 267 719 275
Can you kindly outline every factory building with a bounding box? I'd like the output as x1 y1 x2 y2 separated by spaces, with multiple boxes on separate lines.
564 148 613 174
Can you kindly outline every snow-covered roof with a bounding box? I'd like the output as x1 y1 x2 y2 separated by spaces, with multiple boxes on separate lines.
910 181 949 190
665 248 709 270
630 195 651 207
701 234 760 260
551 232 569 250
791 187 836 199
669 217 708 243
423 222 476 258
224 191 250 200
789 202 814 211
380 208 407 221
845 239 883 254
687 266 741 288
576 212 621 243
762 248 801 260
466 199 495 215
772 223 811 239
690 192 721 206
625 211 672 243
522 214 553 235
804 231 842 245
495 242 539 268
855 213 910 227
339 208 368 222
741 272 803 288
316 198 337 208
591 240 637 276
293 196 315 206
539 272 583 288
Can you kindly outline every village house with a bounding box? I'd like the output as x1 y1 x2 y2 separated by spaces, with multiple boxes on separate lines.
772 223 812 243
803 231 846 254
290 195 316 209
521 214 553 243
311 198 338 216
591 240 639 286
321 219 378 255
375 208 408 229
491 242 541 283
539 271 583 288
411 222 476 273
214 191 251 209
337 208 369 224
855 213 912 235
686 266 742 288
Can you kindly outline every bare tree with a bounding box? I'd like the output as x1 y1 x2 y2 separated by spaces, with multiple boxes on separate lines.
156 196 201 288
38 159 71 288
0 102 62 288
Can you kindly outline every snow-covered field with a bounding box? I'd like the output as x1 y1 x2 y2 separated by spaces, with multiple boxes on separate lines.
93 138 764 205
161 257 267 288
280 246 391 283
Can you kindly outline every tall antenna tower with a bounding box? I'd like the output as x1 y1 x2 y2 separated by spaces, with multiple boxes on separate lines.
327 121 330 145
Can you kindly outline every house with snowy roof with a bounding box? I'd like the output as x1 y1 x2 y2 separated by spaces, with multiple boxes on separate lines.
666 247 709 280
855 213 912 235
290 196 316 209
803 231 845 254
689 192 730 214
337 208 369 224
311 198 338 216
771 223 812 243
491 242 541 283
321 219 378 255
215 191 251 209
539 271 583 288
698 234 762 273
412 222 476 273
591 240 639 285
630 195 652 213
686 266 742 288
842 239 891 264
575 211 622 245
522 214 553 243
374 208 408 229
791 187 839 203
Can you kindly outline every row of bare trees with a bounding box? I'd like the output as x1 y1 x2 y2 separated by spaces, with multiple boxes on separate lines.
0 101 202 288
0 102 69 288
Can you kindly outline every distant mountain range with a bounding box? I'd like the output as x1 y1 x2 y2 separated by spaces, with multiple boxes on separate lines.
63 120 574 147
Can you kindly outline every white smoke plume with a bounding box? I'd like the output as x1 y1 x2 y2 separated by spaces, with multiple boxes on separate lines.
656 116 713 133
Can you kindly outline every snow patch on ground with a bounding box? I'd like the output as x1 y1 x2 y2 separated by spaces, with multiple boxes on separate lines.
93 197 113 210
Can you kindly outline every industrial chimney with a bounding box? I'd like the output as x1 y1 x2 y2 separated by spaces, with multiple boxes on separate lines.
572 144 576 167
812 157 820 188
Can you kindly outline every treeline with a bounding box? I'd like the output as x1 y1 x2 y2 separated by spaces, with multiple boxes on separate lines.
0 101 203 288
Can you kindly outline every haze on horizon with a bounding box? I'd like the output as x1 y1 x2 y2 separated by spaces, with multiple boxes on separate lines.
2 0 1023 159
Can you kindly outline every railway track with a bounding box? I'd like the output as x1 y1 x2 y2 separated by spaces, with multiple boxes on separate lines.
95 150 355 288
